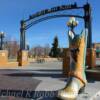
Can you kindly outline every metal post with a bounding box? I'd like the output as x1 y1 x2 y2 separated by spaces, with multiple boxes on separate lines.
0 35 2 50
1 35 3 50
20 20 26 50
84 3 92 48
84 3 93 68
0 32 4 50
23 29 26 50
20 28 22 50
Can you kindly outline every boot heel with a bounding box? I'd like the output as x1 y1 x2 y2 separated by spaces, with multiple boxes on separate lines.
78 86 85 94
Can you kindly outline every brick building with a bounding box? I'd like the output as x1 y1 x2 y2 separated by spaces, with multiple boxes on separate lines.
93 43 100 58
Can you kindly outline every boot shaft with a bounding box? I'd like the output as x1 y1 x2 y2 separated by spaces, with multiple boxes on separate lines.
68 30 88 84
68 30 88 71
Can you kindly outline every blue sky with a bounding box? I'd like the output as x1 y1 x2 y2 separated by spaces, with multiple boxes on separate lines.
0 0 100 48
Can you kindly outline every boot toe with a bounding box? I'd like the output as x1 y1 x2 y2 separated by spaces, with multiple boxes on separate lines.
57 90 78 100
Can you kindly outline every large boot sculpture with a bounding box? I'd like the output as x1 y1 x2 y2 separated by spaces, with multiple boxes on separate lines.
58 29 88 100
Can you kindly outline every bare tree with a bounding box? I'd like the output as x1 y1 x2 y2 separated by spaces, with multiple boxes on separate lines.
29 44 50 58
44 44 50 57
4 37 19 59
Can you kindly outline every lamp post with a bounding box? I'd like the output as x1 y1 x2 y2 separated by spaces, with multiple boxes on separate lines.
67 17 78 32
0 32 4 50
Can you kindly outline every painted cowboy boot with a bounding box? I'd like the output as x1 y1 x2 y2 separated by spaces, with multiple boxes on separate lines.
57 29 88 100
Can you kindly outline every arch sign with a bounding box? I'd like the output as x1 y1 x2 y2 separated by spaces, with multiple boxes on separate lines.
20 2 92 50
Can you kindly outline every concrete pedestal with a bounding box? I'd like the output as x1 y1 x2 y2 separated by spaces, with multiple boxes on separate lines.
18 50 28 66
0 50 8 65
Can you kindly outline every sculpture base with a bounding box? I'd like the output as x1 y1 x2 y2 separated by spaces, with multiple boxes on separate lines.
18 50 28 66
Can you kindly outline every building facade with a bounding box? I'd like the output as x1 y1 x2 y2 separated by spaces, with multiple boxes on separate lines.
93 43 100 58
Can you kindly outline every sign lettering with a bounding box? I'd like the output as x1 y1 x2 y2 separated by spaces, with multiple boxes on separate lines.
30 4 77 19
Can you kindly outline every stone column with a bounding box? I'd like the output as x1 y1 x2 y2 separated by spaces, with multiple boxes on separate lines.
0 50 8 66
63 48 70 76
18 50 28 66
86 48 96 68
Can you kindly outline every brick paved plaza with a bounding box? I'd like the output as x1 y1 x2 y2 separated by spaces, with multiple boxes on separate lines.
0 61 99 100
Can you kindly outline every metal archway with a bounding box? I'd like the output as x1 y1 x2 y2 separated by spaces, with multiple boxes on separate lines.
25 14 84 30
20 2 92 50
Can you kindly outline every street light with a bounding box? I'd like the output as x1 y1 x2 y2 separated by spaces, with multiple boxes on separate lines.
67 17 78 32
0 32 5 50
